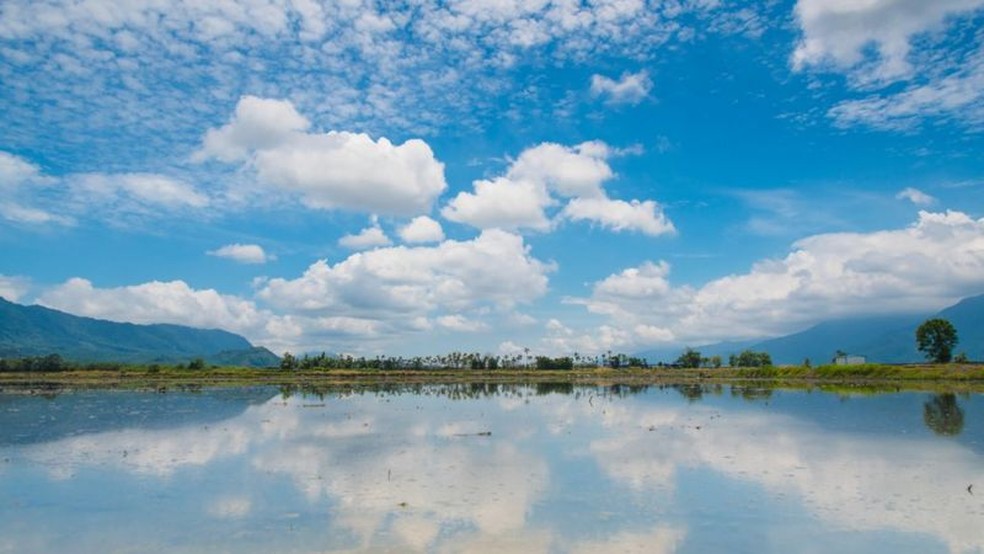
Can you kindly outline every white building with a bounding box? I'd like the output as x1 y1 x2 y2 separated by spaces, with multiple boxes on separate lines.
833 354 867 365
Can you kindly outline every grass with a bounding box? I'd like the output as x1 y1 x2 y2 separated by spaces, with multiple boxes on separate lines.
2 362 984 393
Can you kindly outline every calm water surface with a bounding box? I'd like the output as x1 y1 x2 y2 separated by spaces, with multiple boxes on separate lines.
1 384 982 553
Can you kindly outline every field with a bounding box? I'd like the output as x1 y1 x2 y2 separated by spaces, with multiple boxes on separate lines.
3 362 984 393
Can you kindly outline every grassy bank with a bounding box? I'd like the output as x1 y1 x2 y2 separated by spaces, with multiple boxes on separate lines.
2 362 984 393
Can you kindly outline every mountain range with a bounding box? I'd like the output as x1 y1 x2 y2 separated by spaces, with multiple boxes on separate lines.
638 293 984 365
0 297 279 367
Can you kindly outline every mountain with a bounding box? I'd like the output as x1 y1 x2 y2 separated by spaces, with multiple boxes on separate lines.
0 297 280 367
638 293 984 365
749 314 925 365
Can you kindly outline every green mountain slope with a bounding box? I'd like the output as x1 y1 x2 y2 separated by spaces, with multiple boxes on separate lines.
0 297 279 367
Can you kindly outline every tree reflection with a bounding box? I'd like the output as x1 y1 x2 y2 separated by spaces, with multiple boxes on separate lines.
923 393 965 437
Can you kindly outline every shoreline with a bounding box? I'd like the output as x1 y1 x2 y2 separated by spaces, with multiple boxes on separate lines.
2 363 984 393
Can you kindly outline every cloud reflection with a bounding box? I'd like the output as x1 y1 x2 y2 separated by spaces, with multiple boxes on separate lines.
5 387 983 553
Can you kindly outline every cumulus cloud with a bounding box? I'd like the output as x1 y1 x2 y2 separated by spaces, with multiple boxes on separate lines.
194 96 309 163
0 274 30 302
37 278 270 334
196 96 447 216
260 229 552 319
27 229 555 354
895 187 936 206
508 141 614 198
568 210 984 349
338 225 392 250
443 141 673 236
590 70 652 105
562 197 675 236
398 215 445 244
441 177 553 231
207 243 273 264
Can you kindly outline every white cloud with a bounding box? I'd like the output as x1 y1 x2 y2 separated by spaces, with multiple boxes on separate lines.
436 314 488 332
38 278 270 335
827 49 984 129
0 203 72 225
443 141 674 236
260 229 552 319
0 151 51 188
0 275 30 302
895 187 936 206
562 197 675 236
507 141 614 198
0 0 757 180
792 0 984 128
27 229 554 354
338 225 392 250
0 152 68 225
569 210 984 349
196 96 447 216
791 0 984 82
0 152 206 225
398 215 445 244
194 96 310 163
207 496 252 519
441 177 553 231
590 70 652 105
72 173 209 209
207 243 273 264
569 528 684 554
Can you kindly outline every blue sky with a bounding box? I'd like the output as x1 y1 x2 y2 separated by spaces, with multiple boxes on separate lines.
1 0 983 356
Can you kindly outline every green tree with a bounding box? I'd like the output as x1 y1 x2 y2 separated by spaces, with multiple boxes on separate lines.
280 351 298 370
675 348 702 368
916 318 958 363
731 349 772 368
188 357 206 370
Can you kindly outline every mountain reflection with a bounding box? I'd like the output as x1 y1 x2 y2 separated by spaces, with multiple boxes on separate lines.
0 385 981 553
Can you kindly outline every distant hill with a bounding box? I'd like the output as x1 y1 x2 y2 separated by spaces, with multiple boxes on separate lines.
0 297 280 367
639 293 984 365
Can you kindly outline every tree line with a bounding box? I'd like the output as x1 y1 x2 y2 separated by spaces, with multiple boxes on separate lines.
0 317 971 373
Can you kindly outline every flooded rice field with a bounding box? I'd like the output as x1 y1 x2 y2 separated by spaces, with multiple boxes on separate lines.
1 384 982 553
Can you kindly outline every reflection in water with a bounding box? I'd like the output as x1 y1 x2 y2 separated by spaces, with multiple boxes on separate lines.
0 385 981 553
924 393 965 436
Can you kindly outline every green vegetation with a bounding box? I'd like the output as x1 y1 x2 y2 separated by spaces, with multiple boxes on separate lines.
675 348 702 368
916 318 959 363
2 352 984 395
728 349 772 368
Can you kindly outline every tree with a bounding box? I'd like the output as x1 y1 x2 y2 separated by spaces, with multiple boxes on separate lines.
731 349 772 368
675 348 702 368
280 351 298 370
916 318 958 363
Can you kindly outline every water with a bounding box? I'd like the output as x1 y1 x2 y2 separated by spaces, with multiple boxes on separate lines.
1 384 982 553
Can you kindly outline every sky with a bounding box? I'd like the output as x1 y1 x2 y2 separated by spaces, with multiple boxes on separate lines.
1 0 983 357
